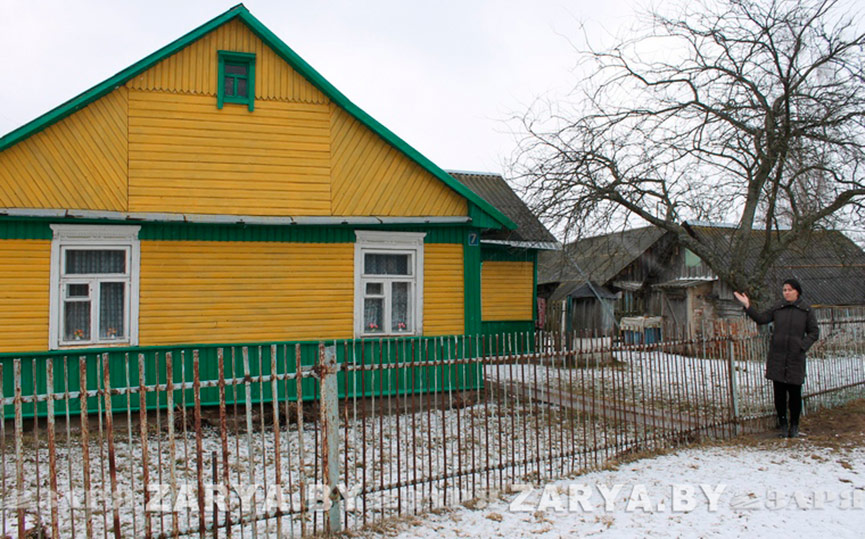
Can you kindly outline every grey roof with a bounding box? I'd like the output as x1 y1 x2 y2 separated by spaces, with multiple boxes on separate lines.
549 281 617 302
448 171 558 247
538 226 665 286
542 223 865 306
689 225 865 306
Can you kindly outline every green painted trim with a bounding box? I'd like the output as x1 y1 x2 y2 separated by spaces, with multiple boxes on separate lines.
141 224 468 243
479 320 535 354
0 333 466 360
421 226 468 244
0 221 52 240
139 222 354 243
480 320 535 333
468 202 508 230
217 50 255 111
0 4 516 231
532 251 538 324
463 230 482 336
0 218 472 243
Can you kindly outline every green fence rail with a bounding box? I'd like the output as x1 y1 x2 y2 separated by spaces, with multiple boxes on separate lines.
0 333 526 419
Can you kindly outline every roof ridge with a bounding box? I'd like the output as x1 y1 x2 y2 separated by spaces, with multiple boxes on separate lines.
562 224 661 246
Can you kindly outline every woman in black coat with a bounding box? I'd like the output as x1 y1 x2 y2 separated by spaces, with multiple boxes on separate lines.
733 279 820 438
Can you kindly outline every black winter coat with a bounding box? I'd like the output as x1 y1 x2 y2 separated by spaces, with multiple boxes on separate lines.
744 299 819 385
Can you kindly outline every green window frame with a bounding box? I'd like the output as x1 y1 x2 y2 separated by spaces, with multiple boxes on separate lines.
217 51 256 111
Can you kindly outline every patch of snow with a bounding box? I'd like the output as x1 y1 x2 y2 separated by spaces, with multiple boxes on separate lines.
393 443 865 538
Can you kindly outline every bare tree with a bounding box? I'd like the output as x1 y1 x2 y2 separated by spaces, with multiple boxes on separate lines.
515 0 865 302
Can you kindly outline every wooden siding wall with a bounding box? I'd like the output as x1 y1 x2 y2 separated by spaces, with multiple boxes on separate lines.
568 298 615 334
481 261 534 321
1 20 467 220
0 238 471 351
0 89 129 211
423 244 465 335
0 240 50 352
139 241 354 344
127 19 328 104
330 107 467 217
127 92 332 215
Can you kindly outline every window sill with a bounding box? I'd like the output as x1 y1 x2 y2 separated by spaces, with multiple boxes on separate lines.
55 341 131 350
358 332 419 339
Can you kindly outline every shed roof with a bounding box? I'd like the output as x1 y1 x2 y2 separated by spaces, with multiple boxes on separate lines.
448 171 558 248
549 281 617 302
542 223 865 306
688 225 865 306
538 225 665 286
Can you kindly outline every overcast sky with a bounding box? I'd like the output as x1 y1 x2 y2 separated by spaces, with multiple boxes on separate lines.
0 0 642 174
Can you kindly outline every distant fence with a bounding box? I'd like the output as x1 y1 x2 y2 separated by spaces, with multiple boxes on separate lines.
1 316 863 537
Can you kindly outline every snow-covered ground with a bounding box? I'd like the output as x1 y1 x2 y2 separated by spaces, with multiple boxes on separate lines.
390 440 865 538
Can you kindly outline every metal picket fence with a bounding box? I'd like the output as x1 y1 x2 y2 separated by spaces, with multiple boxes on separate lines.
1 313 864 537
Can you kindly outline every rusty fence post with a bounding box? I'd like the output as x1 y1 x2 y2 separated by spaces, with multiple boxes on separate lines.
726 337 740 436
317 344 341 534
102 353 122 538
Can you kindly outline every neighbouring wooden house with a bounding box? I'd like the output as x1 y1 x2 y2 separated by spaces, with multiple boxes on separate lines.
539 226 665 334
0 4 552 366
540 223 865 336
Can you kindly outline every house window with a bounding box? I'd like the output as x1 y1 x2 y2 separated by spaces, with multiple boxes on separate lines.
354 231 425 337
217 51 256 111
49 225 140 348
684 248 701 268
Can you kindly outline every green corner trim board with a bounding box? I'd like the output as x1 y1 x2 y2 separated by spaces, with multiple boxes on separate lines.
0 4 516 232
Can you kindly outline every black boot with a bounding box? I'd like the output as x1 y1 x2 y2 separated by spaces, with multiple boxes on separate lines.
787 422 799 438
777 416 788 437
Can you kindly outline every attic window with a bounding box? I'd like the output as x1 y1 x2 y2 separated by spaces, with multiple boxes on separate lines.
217 51 255 111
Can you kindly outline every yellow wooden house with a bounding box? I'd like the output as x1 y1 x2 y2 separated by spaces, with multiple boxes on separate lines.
0 4 552 362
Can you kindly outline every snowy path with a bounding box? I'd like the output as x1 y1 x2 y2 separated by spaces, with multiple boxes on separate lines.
391 441 865 538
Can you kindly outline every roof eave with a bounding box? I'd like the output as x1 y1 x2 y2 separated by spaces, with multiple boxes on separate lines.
480 239 561 250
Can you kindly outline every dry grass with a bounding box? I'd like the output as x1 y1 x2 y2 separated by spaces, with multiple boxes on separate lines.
338 513 426 538
720 397 865 451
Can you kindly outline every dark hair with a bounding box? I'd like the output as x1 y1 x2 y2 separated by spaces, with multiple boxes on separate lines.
783 278 803 296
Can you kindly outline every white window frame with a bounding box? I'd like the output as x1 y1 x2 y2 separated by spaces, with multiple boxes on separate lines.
49 225 141 349
354 231 425 338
